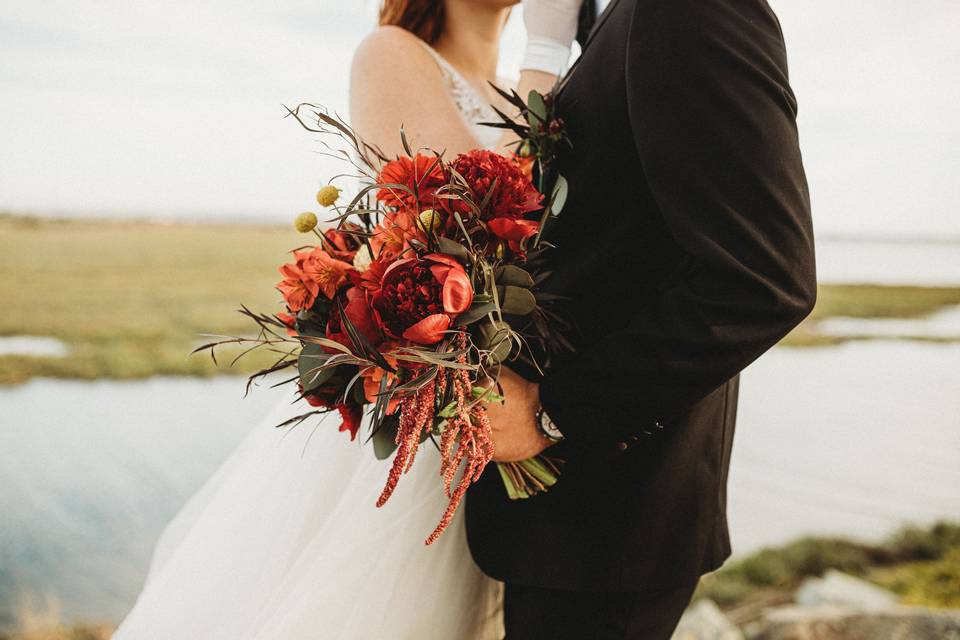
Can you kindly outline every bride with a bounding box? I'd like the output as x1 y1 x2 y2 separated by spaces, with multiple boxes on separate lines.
113 1 576 638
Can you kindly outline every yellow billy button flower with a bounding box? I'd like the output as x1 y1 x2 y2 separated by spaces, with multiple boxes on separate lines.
293 211 318 233
418 209 442 234
316 185 341 208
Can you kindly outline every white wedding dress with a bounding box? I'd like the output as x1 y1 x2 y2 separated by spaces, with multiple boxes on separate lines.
114 45 505 640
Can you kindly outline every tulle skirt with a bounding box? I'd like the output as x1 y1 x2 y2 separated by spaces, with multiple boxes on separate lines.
113 397 503 640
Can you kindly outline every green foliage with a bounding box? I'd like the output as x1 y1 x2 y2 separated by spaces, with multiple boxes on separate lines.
696 521 960 610
870 548 960 608
782 283 960 347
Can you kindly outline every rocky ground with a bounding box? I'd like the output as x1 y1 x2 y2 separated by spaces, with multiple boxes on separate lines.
673 570 960 639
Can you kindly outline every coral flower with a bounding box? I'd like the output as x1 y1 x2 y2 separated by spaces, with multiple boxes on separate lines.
488 217 540 252
370 254 473 345
376 154 446 210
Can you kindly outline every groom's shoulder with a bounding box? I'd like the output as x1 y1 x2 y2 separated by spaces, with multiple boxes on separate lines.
639 0 779 27
633 0 783 48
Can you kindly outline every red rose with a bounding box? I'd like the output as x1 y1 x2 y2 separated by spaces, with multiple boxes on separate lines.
448 149 542 220
376 154 445 210
370 254 473 344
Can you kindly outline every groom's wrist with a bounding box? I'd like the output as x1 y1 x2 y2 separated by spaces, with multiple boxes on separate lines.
520 35 572 76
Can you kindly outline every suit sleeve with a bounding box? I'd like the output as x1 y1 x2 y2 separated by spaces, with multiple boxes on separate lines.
538 0 817 451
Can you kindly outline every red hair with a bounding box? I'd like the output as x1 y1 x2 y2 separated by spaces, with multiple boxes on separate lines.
379 0 445 45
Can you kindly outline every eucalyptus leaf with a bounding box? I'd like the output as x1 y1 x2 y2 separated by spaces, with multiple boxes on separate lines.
526 90 547 130
456 302 497 326
298 343 336 391
496 285 537 316
371 423 399 460
550 175 569 217
494 265 535 288
437 237 472 262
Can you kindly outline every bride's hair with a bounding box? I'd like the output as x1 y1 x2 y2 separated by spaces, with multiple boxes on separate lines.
379 0 445 45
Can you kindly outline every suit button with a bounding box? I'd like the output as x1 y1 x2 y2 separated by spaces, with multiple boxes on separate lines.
616 441 628 451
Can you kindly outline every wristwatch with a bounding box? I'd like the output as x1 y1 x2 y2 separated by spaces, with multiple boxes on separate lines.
535 406 564 442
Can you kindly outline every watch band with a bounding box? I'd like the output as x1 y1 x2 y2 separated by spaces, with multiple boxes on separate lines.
535 406 564 442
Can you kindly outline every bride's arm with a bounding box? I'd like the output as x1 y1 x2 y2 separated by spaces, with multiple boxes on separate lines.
350 26 483 159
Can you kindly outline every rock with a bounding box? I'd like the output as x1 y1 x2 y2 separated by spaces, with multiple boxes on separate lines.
750 604 960 640
794 570 897 611
672 599 744 640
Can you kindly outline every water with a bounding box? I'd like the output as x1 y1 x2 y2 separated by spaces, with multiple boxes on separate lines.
815 238 960 286
0 336 70 357
0 377 288 628
1 341 958 626
818 304 960 340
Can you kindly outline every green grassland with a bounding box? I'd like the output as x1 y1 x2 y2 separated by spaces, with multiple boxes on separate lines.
2 214 959 384
0 214 294 384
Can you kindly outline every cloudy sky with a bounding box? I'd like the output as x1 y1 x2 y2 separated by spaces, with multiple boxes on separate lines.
1 0 958 238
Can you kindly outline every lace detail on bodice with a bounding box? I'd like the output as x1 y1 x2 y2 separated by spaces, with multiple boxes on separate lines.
418 41 502 150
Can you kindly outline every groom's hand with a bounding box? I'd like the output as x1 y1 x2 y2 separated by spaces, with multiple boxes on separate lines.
485 367 553 462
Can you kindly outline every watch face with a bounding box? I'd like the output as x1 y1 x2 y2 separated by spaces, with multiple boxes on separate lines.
538 409 563 441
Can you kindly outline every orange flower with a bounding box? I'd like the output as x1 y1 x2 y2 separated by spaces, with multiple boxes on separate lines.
361 345 400 414
277 248 353 311
376 154 446 210
277 261 319 312
301 248 353 300
368 211 424 262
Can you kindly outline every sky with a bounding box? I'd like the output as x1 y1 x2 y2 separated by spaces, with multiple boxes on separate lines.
0 0 958 238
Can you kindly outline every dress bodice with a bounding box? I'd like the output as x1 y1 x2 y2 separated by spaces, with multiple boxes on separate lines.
418 42 503 150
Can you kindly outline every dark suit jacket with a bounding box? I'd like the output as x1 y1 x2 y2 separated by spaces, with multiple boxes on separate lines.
466 0 817 592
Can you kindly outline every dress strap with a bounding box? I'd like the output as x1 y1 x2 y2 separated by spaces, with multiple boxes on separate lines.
415 39 495 126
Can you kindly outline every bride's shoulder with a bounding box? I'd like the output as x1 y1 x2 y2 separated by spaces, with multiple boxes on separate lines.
351 26 438 81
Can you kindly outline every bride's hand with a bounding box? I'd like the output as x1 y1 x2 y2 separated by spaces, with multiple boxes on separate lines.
522 0 585 48
520 0 586 75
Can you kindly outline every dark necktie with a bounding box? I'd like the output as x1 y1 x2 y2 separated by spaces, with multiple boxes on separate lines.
576 0 598 48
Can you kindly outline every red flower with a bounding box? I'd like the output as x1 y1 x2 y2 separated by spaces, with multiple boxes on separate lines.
376 154 445 210
326 286 381 348
276 311 298 337
370 254 473 345
488 217 539 252
337 404 363 440
323 223 363 262
448 149 542 220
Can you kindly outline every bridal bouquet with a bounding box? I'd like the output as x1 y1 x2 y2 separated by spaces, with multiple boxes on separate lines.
196 90 571 544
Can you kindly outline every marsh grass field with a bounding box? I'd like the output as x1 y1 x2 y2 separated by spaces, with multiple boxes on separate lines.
3 213 960 385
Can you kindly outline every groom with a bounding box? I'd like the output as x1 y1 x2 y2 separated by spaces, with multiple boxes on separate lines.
469 0 817 638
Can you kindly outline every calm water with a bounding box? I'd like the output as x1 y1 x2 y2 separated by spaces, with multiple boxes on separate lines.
1 341 959 626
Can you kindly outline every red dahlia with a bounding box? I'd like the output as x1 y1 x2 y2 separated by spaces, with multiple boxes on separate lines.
448 149 542 220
